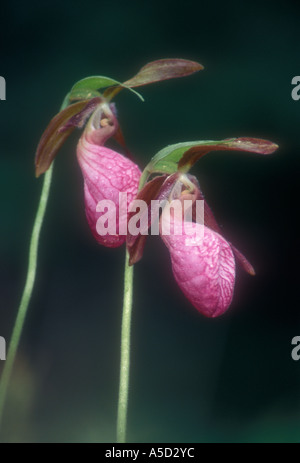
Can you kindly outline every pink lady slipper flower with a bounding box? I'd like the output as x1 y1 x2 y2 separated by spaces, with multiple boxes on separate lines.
159 178 236 318
35 97 141 248
161 221 236 318
76 103 141 247
127 137 278 317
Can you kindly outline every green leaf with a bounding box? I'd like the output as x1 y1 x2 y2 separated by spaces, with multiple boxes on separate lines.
146 138 279 175
35 98 101 177
69 88 102 102
70 76 144 101
123 59 204 88
146 140 219 175
69 59 203 103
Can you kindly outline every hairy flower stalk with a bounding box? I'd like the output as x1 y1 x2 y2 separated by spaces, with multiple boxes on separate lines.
77 103 141 247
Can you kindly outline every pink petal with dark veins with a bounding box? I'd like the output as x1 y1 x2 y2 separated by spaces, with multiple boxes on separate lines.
77 135 141 247
160 219 235 317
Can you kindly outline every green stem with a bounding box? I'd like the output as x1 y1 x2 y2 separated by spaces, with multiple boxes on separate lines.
0 164 54 430
117 250 134 443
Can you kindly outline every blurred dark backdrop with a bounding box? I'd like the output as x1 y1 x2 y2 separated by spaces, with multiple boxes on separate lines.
0 0 299 443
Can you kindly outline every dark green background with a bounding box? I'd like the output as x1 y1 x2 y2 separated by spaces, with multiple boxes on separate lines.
0 0 299 443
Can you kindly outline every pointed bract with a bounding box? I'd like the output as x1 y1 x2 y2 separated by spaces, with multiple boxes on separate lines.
123 59 204 88
35 98 102 177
